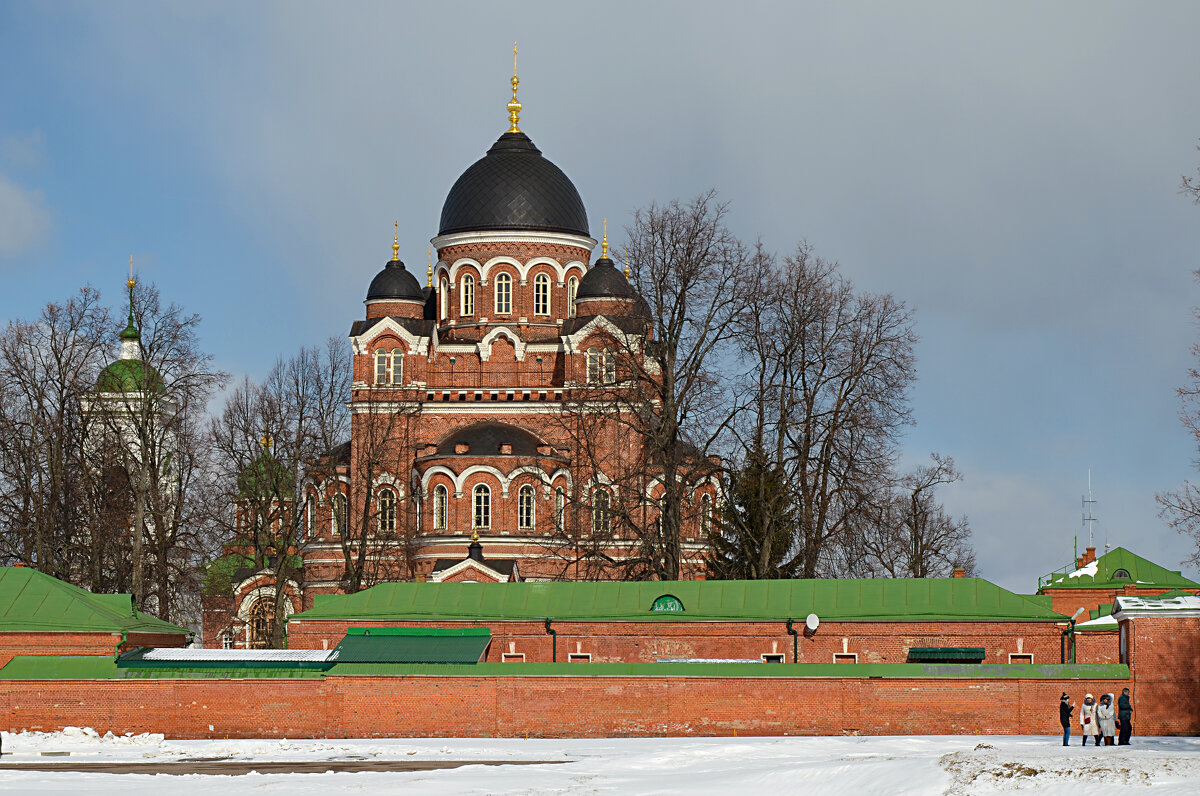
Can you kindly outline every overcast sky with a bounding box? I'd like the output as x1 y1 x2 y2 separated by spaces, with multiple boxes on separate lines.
2 1 1199 592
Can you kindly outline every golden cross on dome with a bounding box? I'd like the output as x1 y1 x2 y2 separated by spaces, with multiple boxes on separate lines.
260 433 273 449
601 218 609 258
127 255 135 289
427 248 433 286
507 42 522 133
392 221 399 261
625 258 632 281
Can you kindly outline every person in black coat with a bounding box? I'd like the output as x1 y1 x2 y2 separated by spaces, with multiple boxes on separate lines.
1059 692 1074 746
1118 688 1133 745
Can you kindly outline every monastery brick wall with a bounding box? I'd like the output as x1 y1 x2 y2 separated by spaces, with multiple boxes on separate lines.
1124 615 1200 736
1045 587 1200 620
1073 632 1119 664
0 632 185 668
0 674 1139 739
286 619 1067 665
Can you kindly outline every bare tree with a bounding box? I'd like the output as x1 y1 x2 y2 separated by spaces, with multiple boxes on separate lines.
845 454 975 578
713 243 918 579
554 191 746 581
209 341 348 645
0 288 111 578
1183 139 1200 204
1157 272 1200 566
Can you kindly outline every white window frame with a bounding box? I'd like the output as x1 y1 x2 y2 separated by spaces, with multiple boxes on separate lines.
501 652 526 662
494 272 512 315
1008 653 1034 664
554 487 565 532
377 488 396 533
568 652 592 662
833 653 858 664
587 348 601 384
761 653 786 664
331 493 346 538
461 274 475 316
374 349 388 384
473 484 491 530
518 484 535 531
440 277 449 320
390 348 403 385
567 276 578 317
534 273 550 315
433 484 448 530
592 489 611 534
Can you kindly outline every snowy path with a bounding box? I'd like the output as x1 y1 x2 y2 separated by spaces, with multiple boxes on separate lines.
2 729 1199 794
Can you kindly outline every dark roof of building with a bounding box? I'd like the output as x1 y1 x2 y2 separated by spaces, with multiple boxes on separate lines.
366 259 425 303
433 422 549 457
349 317 436 338
438 132 589 237
576 257 638 301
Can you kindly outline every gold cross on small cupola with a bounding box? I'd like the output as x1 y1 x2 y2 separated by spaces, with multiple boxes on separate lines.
507 42 522 133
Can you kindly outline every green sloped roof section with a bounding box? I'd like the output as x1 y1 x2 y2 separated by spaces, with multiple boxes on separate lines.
0 655 117 679
0 567 188 635
1041 547 1200 591
331 627 491 664
294 578 1066 624
96 358 165 394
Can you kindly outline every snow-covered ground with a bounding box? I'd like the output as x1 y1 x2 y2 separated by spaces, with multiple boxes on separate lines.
2 728 1200 794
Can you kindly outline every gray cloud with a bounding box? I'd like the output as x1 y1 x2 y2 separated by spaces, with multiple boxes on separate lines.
0 173 50 258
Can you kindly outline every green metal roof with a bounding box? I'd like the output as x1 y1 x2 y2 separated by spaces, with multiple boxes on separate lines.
0 566 189 635
332 627 490 664
291 578 1067 624
0 655 117 679
96 358 164 394
1039 547 1200 591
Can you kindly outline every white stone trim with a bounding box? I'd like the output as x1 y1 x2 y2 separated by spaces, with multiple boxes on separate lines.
350 317 430 356
562 316 641 354
235 583 297 621
457 464 509 496
432 230 596 252
477 326 526 362
429 557 515 584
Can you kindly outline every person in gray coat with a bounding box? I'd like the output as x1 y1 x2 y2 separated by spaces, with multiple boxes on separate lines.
1097 693 1117 746
1118 688 1133 745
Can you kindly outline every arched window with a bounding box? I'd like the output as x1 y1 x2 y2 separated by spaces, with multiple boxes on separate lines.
374 349 389 384
534 273 550 315
331 492 346 538
473 484 491 530
567 276 579 318
440 277 449 320
701 493 712 538
587 348 602 384
304 495 315 539
391 348 403 385
518 484 535 530
1112 568 1131 580
604 349 616 384
555 487 565 532
377 488 396 533
461 274 475 316
433 484 448 530
248 598 273 649
495 272 512 315
592 489 611 534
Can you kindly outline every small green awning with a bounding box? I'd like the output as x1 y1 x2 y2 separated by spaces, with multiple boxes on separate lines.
907 646 986 663
331 627 491 664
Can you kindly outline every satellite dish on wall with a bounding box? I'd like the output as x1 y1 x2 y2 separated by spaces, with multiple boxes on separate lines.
805 613 820 633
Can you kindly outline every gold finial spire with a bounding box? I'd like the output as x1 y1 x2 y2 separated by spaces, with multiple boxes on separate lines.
392 221 400 261
625 258 632 281
471 529 480 542
260 433 272 449
427 248 433 286
127 255 135 289
506 42 522 133
601 218 609 259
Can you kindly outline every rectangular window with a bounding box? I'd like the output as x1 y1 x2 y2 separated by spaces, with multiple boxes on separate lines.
833 653 858 664
568 652 592 662
501 652 526 663
761 653 786 664
1008 653 1033 664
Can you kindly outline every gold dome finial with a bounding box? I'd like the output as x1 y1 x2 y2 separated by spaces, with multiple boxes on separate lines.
127 255 136 289
471 529 480 542
625 258 632 281
392 221 400 261
507 42 522 133
260 433 272 449
601 218 609 258
427 248 433 286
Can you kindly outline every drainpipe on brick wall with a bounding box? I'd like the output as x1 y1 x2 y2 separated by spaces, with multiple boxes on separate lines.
114 631 127 660
1061 607 1087 663
786 619 799 663
544 618 557 662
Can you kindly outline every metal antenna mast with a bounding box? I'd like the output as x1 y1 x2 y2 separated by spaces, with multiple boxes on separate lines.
1082 470 1097 549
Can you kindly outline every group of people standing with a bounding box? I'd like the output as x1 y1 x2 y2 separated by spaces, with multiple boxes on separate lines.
1059 689 1132 746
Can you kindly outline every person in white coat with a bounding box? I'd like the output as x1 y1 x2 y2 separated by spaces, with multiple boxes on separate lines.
1080 693 1100 746
1097 693 1117 746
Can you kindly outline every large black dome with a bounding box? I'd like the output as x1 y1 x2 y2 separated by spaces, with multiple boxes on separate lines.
438 132 589 237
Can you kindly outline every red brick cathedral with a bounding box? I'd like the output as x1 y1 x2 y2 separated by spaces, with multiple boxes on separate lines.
205 73 715 647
